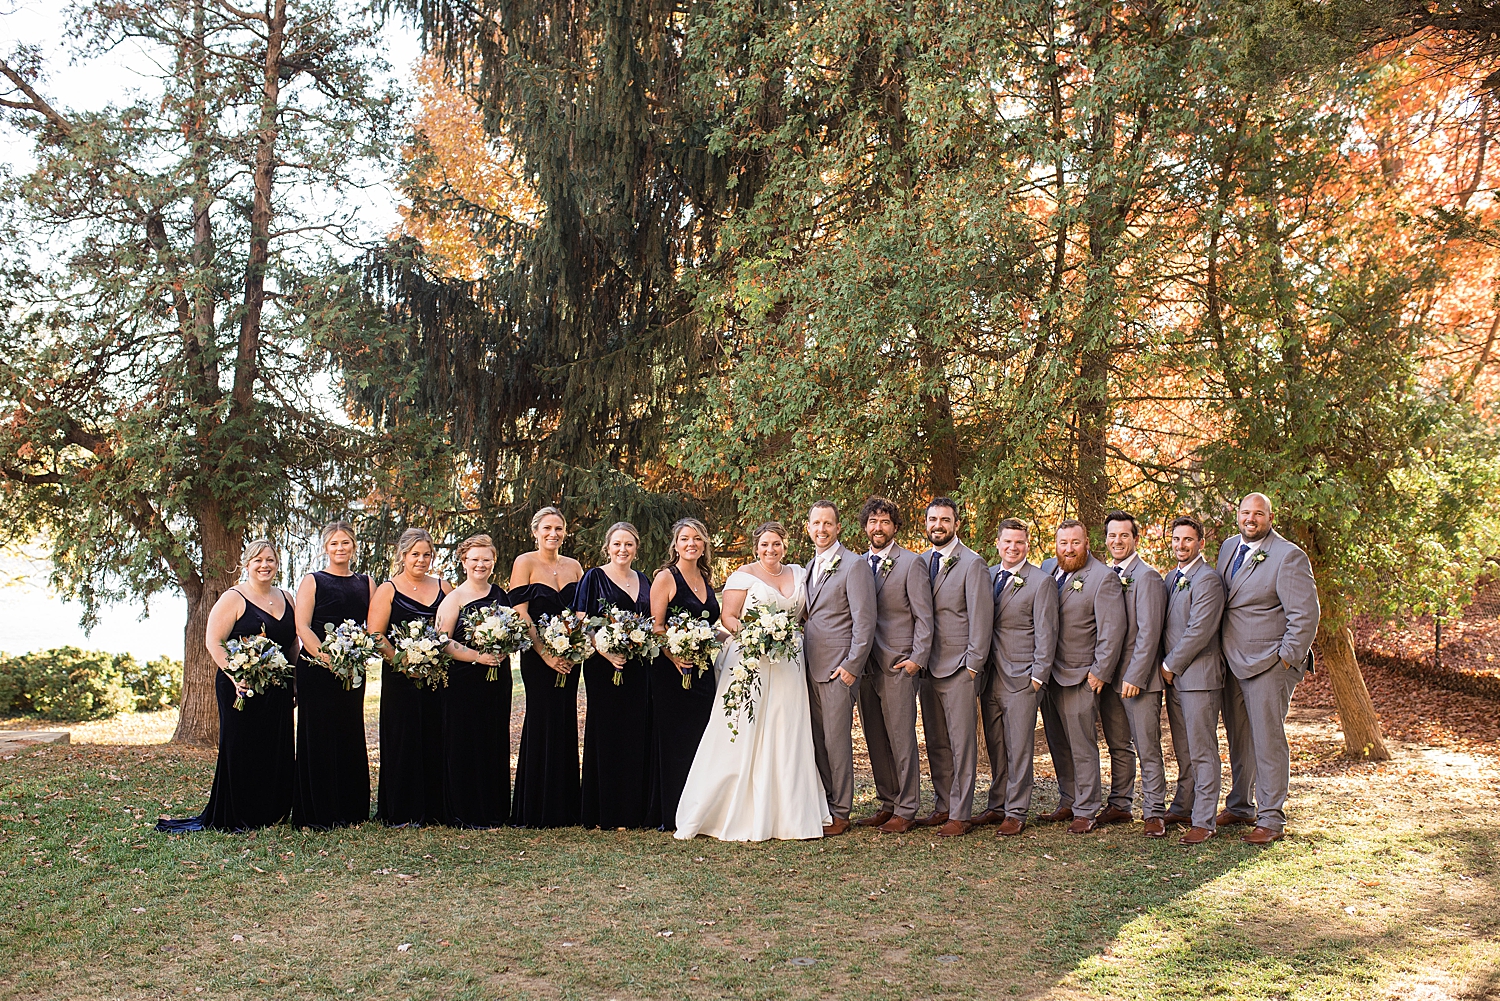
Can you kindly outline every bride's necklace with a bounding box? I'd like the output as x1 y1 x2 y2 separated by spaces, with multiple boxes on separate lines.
763 562 784 577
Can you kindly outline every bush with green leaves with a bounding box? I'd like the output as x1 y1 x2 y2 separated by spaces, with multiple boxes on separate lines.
0 648 142 721
118 655 184 712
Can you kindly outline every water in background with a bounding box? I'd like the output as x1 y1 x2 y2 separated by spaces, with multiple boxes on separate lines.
0 552 185 661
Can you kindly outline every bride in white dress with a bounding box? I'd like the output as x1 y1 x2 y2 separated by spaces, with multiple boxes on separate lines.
675 521 830 841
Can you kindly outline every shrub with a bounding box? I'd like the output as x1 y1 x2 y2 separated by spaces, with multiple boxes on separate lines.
120 655 183 711
0 647 136 721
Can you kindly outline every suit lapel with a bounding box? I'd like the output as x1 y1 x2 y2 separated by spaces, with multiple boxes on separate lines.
1227 532 1273 601
807 543 841 610
996 563 1024 612
933 544 963 596
873 546 901 595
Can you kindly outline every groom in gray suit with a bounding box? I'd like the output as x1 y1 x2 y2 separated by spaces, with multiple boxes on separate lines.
1038 520 1127 834
976 518 1058 837
916 497 994 838
855 497 933 834
1216 492 1320 844
802 500 878 837
1096 510 1169 836
1160 514 1227 845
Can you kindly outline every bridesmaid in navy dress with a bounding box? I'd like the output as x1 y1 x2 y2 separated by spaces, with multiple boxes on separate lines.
572 522 654 829
290 521 374 829
509 506 584 828
434 533 513 828
647 518 721 831
368 528 451 826
157 539 297 832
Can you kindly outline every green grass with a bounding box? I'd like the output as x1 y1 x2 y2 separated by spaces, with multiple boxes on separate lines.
0 736 1496 1000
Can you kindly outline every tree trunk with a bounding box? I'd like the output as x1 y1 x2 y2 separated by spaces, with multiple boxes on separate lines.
171 506 242 746
1315 620 1390 761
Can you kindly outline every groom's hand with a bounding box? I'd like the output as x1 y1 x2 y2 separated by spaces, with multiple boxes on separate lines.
895 659 921 676
834 667 857 687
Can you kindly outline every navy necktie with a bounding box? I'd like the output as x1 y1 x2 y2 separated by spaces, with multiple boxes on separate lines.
1113 565 1124 577
870 553 881 576
929 551 941 582
1054 568 1068 592
994 569 1011 600
1230 543 1251 578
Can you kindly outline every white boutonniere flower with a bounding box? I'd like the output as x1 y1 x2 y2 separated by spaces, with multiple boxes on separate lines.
1070 579 1084 592
1011 574 1026 590
1251 551 1267 565
878 557 894 574
1175 576 1191 591
940 554 957 573
822 553 842 574
1120 575 1134 590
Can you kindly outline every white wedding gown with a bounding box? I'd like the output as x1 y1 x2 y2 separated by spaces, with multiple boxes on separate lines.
674 567 830 841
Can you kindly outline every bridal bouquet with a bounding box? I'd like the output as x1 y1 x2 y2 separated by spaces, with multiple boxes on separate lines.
536 610 592 687
734 602 802 665
320 619 382 690
222 633 293 710
461 602 532 681
588 606 662 685
388 618 450 689
664 610 722 689
722 657 762 741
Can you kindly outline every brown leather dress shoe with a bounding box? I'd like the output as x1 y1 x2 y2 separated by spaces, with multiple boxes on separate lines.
1066 817 1098 834
935 819 972 838
856 810 894 828
1096 805 1133 825
915 810 950 827
996 817 1026 837
877 815 915 834
1163 812 1193 825
823 817 851 837
1142 817 1166 837
1179 826 1215 845
973 808 1005 826
1037 806 1074 823
1215 809 1255 827
1240 826 1284 845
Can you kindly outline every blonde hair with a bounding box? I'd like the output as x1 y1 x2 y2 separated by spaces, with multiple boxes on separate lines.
658 517 713 585
391 527 437 573
600 521 640 558
239 538 279 570
456 533 498 565
320 520 357 549
530 506 567 537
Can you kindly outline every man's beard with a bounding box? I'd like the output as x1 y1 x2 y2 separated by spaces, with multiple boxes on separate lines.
866 529 892 550
1241 523 1271 542
1057 550 1089 573
926 527 954 547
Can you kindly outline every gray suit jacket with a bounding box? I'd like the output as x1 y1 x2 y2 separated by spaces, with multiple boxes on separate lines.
866 544 934 674
1113 556 1167 693
1161 558 1225 692
802 541 878 682
987 561 1059 692
922 541 994 679
1215 529 1320 680
1039 553 1127 687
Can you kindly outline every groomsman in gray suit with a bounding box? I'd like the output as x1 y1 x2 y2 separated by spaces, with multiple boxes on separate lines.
802 500 878 837
1215 493 1320 844
1038 520 1127 834
1096 510 1169 836
976 518 1058 837
916 497 995 838
854 497 933 835
1159 514 1227 845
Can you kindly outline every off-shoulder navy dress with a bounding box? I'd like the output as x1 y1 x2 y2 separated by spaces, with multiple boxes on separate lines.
646 566 720 830
374 579 449 826
509 580 581 828
157 589 296 833
292 570 372 829
571 567 653 829
443 583 513 827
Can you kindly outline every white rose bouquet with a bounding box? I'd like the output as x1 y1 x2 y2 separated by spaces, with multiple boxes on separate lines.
320 619 382 690
664 610 722 689
461 602 532 681
222 633 293 710
536 610 592 687
388 617 450 689
588 606 662 685
735 603 803 665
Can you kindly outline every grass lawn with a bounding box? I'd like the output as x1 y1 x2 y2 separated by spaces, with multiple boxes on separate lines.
1 665 1497 1001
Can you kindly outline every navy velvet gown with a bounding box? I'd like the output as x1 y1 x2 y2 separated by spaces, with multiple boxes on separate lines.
509 580 581 828
646 566 720 831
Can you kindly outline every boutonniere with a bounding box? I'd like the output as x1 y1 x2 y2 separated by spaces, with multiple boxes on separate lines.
822 553 842 574
1175 576 1191 591
1251 551 1267 565
1070 579 1084 591
1120 575 1134 590
940 554 958 573
878 557 894 574
1011 574 1026 590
